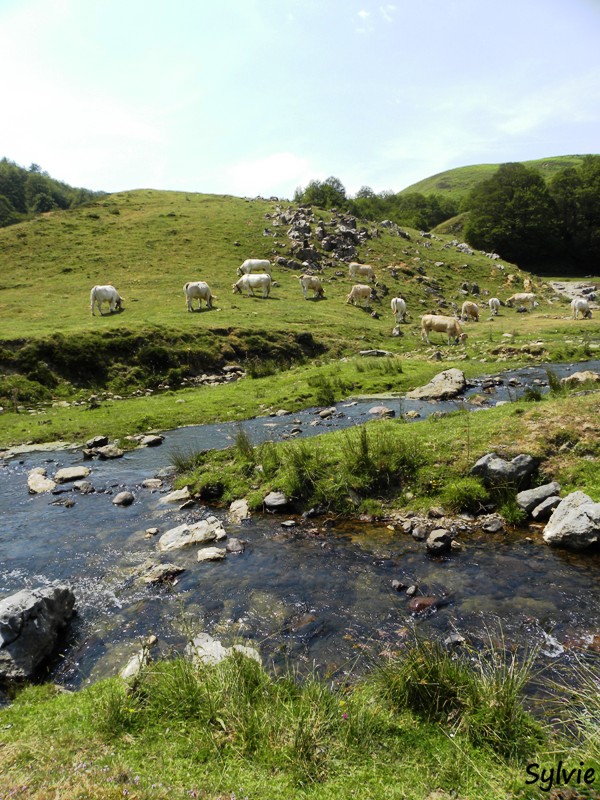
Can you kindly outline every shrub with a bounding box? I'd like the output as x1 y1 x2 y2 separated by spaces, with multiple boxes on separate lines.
439 476 489 513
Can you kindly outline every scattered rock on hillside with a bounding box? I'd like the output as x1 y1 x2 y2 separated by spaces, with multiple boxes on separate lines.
470 452 537 489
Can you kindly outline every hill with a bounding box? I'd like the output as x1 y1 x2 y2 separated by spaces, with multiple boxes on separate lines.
399 155 592 204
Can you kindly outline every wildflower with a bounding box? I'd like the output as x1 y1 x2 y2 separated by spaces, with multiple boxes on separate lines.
342 712 348 720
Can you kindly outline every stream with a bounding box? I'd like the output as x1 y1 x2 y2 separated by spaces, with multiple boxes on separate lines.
1 359 599 691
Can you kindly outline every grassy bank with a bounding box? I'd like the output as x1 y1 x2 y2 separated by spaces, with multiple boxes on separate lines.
4 636 598 800
173 388 600 514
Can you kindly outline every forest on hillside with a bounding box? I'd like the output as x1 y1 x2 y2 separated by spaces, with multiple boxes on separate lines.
0 158 104 226
294 156 600 273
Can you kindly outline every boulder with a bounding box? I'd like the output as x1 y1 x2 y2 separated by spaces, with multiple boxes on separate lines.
197 547 227 562
264 491 289 511
142 478 163 489
158 516 227 552
228 498 250 522
73 480 94 494
531 496 562 521
96 445 124 459
158 487 192 505
405 369 466 400
186 632 261 666
112 491 134 506
226 537 246 554
470 452 537 489
543 492 600 551
140 435 164 447
0 586 75 681
368 405 395 418
53 466 91 484
27 468 56 494
426 529 452 555
86 435 109 448
516 482 561 515
560 371 600 387
138 561 185 584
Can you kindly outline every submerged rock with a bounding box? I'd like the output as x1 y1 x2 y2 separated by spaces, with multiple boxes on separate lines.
186 632 261 666
0 586 75 681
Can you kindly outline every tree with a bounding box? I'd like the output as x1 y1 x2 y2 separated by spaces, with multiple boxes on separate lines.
464 163 559 268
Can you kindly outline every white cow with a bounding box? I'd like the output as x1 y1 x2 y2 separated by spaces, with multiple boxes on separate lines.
421 314 468 345
232 273 272 298
184 281 214 311
297 274 324 299
391 296 407 322
488 297 501 316
571 297 593 319
348 262 376 283
506 292 536 309
461 300 480 322
90 285 123 316
346 284 372 308
236 258 271 277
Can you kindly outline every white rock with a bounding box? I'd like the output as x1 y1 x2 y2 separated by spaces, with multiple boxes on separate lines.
158 517 227 552
158 486 191 504
543 491 600 550
53 466 91 484
27 468 56 494
197 547 226 562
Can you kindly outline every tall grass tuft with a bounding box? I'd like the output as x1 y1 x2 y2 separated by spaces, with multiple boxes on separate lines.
374 635 544 760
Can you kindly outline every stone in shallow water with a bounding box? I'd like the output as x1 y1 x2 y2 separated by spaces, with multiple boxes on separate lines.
197 547 227 562
53 466 91 484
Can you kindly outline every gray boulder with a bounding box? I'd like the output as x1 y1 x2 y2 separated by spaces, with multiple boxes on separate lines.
426 529 453 555
516 482 561 515
542 492 600 550
0 586 75 681
27 468 56 494
264 491 289 511
470 452 537 489
406 369 466 400
112 491 134 506
54 466 91 484
531 496 562 521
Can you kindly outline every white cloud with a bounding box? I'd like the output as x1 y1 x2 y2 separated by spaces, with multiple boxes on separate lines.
379 4 396 22
357 9 371 19
223 152 320 198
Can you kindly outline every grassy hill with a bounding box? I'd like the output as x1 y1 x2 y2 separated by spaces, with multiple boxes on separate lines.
400 155 592 203
0 187 598 446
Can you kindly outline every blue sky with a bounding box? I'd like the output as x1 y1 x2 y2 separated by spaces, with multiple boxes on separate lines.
1 0 599 198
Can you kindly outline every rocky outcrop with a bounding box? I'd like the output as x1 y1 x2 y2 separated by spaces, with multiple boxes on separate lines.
0 586 75 681
406 369 466 400
543 492 600 551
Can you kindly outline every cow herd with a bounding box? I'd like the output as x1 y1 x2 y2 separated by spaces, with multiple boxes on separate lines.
90 259 594 347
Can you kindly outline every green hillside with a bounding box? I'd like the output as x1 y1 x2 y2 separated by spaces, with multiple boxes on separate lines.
400 154 592 203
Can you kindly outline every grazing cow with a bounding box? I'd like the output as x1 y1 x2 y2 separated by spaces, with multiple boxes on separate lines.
461 300 480 322
421 314 468 345
346 284 372 308
390 296 407 323
90 285 123 316
297 274 324 299
571 297 593 319
184 281 214 311
489 297 501 316
236 258 271 277
348 262 376 283
506 292 536 309
232 273 272 298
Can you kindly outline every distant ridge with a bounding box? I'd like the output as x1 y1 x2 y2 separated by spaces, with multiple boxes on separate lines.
399 155 594 202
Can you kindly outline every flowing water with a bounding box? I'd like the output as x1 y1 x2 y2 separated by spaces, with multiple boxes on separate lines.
1 360 599 690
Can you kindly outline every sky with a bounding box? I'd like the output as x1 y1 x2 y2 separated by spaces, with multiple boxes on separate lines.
1 0 599 199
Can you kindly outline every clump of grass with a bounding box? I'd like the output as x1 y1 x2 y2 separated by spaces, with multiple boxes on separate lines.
438 476 489 513
545 367 565 396
374 635 544 760
522 386 543 402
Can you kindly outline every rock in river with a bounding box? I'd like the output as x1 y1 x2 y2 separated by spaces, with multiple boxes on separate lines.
405 368 466 400
113 491 134 506
158 516 227 552
53 466 91 484
0 586 75 681
27 468 56 494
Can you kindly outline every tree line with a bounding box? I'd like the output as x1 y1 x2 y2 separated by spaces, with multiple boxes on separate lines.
294 156 600 274
0 158 104 227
